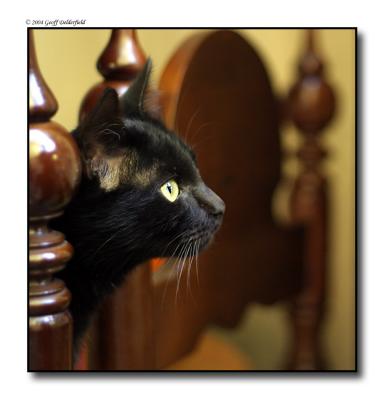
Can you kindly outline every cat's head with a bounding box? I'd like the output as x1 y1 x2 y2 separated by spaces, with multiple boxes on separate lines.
73 59 225 264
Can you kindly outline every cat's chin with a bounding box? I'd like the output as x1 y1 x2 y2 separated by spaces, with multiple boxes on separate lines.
196 221 223 253
198 233 217 253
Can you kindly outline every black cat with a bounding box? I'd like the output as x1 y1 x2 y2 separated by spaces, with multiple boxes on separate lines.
54 59 225 352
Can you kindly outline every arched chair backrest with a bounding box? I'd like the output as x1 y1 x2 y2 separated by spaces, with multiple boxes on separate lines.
153 30 304 368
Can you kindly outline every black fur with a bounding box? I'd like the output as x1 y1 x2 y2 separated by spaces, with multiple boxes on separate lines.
53 60 225 353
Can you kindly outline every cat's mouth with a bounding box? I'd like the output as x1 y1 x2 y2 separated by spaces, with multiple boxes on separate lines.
161 210 224 261
173 227 220 259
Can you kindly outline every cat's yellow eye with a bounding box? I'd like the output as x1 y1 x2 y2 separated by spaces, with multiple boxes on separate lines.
160 180 179 202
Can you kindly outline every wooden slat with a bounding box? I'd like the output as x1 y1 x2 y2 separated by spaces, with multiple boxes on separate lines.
28 29 81 370
79 29 146 122
286 29 336 370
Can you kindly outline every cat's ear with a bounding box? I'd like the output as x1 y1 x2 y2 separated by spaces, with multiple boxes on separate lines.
76 89 125 188
76 87 124 165
81 87 120 131
120 58 152 115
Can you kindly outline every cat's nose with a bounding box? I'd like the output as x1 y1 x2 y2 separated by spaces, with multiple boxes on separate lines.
195 184 225 217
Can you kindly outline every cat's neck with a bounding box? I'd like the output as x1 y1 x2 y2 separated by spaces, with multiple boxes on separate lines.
59 245 144 353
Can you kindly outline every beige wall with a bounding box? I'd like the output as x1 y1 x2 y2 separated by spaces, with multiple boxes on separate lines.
34 28 355 370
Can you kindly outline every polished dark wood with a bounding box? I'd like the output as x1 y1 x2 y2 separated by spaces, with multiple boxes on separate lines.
78 29 146 122
286 30 336 370
78 29 154 370
29 30 81 370
90 265 155 370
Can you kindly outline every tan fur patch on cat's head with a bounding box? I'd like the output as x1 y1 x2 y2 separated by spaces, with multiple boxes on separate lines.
86 149 157 191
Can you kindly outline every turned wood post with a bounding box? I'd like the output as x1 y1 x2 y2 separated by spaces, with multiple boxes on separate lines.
29 30 81 370
79 29 146 121
286 30 336 370
79 29 155 370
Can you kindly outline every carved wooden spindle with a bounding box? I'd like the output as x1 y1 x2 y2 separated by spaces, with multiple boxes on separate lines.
29 30 81 370
78 29 146 122
79 29 155 370
286 30 336 370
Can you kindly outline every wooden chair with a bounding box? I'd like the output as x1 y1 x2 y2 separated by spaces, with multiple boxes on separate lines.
28 28 335 371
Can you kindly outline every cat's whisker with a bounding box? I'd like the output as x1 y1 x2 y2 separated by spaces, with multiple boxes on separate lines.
195 238 201 287
185 241 194 287
175 241 190 305
175 238 193 305
183 106 201 145
101 128 121 140
174 81 195 134
186 239 197 298
185 241 194 288
97 121 121 129
190 122 218 150
160 231 189 259
186 241 193 296
160 239 186 310
173 239 189 303
89 224 129 264
191 239 201 305
190 240 197 277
